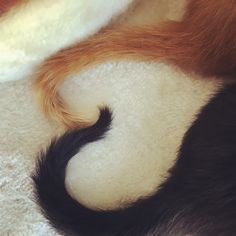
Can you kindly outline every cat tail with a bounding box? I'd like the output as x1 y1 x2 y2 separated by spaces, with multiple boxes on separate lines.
32 107 118 235
33 21 192 129
34 0 236 129
32 106 160 236
32 106 184 236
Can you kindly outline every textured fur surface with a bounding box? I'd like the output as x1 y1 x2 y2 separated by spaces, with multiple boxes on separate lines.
1 1 222 234
1 60 218 235
0 0 134 83
34 0 236 129
33 83 236 236
31 1 236 234
61 63 218 210
33 108 113 236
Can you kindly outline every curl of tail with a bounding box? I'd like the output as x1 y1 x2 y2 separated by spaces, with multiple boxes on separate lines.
32 107 115 235
33 21 184 129
34 0 236 129
34 84 236 236
32 106 188 236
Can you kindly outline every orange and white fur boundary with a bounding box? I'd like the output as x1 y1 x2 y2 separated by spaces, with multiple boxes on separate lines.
0 0 134 83
34 0 236 129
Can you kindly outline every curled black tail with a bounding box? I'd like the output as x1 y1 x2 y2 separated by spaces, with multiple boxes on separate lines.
32 107 115 235
32 107 174 236
33 85 236 236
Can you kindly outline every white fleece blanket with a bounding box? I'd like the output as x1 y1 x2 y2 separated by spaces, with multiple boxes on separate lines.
0 0 222 235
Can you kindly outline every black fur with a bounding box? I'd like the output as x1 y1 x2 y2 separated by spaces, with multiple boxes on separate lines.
33 85 236 236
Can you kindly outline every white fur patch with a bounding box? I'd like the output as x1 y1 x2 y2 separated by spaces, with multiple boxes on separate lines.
63 61 220 210
0 0 134 83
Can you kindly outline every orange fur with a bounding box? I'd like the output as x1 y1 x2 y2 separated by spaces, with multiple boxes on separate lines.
34 0 236 129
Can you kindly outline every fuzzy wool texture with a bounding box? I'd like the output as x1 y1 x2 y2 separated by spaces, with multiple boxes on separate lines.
0 0 222 235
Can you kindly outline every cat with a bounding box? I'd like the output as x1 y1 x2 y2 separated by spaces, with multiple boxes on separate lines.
34 0 236 129
33 82 236 236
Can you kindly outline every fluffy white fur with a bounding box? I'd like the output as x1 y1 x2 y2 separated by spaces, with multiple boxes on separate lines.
0 0 222 234
0 0 134 83
59 0 220 210
64 62 220 210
